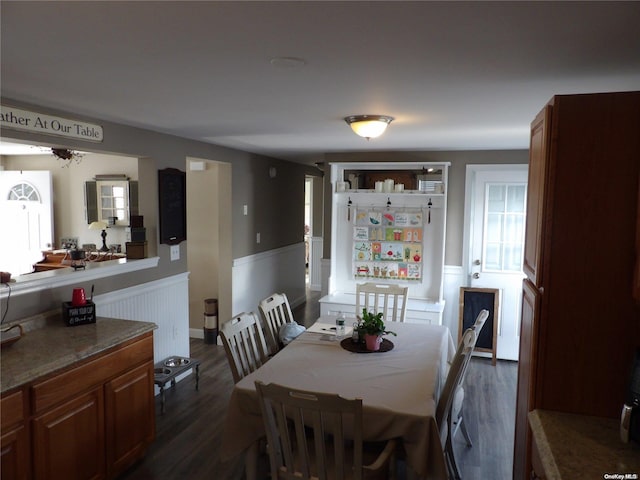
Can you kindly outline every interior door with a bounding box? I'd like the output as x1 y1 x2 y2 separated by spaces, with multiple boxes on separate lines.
466 165 528 360
0 170 53 275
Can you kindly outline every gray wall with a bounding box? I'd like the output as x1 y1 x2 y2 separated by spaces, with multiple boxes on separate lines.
1 99 319 322
323 150 529 266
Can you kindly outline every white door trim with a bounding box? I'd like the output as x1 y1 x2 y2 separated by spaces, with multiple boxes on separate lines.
463 164 528 360
462 164 529 283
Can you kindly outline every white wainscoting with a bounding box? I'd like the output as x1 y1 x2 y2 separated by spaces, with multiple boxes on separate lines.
443 265 465 342
231 242 306 320
309 236 323 291
320 262 467 340
93 272 190 367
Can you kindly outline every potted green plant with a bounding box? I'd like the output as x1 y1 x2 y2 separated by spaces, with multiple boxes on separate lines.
357 309 397 351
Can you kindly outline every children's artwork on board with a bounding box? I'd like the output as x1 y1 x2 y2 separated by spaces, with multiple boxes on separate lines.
407 212 423 226
371 227 384 241
351 207 425 281
387 265 399 278
384 228 404 241
398 263 408 278
367 211 382 226
407 244 423 263
353 226 369 241
407 263 421 279
395 212 410 227
354 242 371 261
380 243 404 261
354 263 371 277
371 242 382 260
355 209 369 225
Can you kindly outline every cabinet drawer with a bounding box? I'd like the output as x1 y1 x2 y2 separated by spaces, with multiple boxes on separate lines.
1 390 25 432
32 333 153 414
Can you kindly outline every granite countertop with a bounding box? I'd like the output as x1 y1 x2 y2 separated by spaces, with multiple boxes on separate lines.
529 409 640 479
1 313 156 394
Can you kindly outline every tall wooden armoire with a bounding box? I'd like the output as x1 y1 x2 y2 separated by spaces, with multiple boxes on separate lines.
513 91 640 479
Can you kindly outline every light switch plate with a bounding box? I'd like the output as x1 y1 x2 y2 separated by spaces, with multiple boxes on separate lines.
170 245 180 261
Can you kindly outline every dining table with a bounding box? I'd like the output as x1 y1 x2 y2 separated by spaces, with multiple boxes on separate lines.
219 316 456 480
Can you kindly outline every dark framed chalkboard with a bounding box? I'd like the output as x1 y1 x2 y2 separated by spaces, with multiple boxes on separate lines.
158 168 186 245
458 287 500 365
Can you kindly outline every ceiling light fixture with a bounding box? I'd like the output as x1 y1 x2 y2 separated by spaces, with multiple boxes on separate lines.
344 115 394 140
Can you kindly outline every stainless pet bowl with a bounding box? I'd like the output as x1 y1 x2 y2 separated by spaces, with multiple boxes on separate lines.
164 357 190 368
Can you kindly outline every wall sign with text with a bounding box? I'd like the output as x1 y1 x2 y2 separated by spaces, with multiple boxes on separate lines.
0 104 104 142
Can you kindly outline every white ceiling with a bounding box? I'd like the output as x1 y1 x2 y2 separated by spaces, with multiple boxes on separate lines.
1 1 639 164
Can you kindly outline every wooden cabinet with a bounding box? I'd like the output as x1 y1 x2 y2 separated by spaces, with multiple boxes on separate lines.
1 332 154 480
635 184 640 302
1 389 29 480
522 105 551 287
32 388 105 480
513 92 640 479
105 363 155 477
513 279 540 479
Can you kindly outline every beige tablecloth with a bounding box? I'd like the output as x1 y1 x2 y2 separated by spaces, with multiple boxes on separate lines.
220 319 455 479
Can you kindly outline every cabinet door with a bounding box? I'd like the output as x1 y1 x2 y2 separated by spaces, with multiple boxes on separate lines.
1 425 29 480
634 179 640 302
513 279 541 480
1 389 29 480
33 388 105 480
523 105 552 287
105 363 155 478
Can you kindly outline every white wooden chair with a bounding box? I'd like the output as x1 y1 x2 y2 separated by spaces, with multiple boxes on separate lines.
450 309 490 447
355 283 408 323
436 326 479 480
258 292 296 355
255 381 397 480
220 312 270 383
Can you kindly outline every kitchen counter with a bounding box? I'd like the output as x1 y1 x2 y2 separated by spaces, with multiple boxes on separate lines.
529 409 640 479
1 311 156 394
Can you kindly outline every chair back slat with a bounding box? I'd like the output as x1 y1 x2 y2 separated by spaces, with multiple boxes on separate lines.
255 382 365 480
220 312 269 383
436 327 477 428
356 282 409 322
259 293 295 355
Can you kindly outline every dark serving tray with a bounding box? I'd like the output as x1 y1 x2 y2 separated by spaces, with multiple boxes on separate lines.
340 337 394 353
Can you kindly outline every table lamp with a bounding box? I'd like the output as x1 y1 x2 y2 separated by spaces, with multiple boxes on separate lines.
89 221 109 252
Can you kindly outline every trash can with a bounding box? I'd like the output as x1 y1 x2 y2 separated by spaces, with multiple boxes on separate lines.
203 298 218 344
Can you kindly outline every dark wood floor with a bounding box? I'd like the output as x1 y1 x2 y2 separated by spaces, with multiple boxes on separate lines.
121 289 517 480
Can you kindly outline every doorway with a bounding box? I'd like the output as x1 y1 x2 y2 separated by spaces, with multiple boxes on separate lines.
186 158 232 339
463 164 528 361
0 170 53 275
304 177 312 286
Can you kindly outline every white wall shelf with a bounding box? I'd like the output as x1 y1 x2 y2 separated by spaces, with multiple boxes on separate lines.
321 162 450 324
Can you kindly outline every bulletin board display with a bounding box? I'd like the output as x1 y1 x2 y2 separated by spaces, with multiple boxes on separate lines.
352 208 424 281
